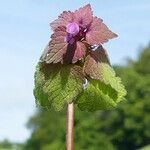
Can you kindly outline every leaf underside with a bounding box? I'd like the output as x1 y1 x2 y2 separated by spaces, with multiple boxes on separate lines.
34 62 85 111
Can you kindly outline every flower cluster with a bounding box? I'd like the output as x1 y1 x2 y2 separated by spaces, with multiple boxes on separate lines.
41 4 117 64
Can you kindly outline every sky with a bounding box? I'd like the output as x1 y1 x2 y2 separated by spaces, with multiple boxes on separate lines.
0 0 150 143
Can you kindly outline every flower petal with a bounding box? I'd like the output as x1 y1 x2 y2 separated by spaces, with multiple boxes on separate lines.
74 4 93 27
50 11 74 30
86 17 118 45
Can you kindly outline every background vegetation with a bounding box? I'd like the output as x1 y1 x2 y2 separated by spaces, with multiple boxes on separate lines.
1 45 150 150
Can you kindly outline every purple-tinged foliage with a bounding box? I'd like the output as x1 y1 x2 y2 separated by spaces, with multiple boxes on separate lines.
83 46 110 80
35 4 126 111
41 4 117 64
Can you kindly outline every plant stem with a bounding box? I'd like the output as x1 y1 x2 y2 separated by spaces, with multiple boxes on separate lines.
66 102 74 150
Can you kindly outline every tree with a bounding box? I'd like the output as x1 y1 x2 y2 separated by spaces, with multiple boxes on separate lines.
0 139 24 150
0 139 12 149
25 45 150 150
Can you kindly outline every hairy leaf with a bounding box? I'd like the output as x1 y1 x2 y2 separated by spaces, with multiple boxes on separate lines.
50 11 73 30
50 4 93 30
76 80 118 111
40 27 86 64
34 63 85 111
97 63 127 103
77 46 126 111
74 4 93 27
40 26 68 64
77 70 126 111
86 17 118 45
83 45 110 80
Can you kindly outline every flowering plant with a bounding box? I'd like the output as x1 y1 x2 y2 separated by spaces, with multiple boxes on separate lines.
34 4 126 111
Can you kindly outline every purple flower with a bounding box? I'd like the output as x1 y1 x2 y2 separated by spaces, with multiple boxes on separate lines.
41 4 117 64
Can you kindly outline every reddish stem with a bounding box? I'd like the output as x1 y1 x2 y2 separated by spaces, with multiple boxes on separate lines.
66 102 74 150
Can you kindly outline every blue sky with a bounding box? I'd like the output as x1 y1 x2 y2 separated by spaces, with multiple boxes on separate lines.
0 0 150 143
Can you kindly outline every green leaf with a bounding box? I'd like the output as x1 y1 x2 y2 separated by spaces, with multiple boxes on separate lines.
77 79 118 111
77 64 126 111
83 45 110 81
77 46 126 111
98 63 127 103
34 62 85 111
77 67 126 112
